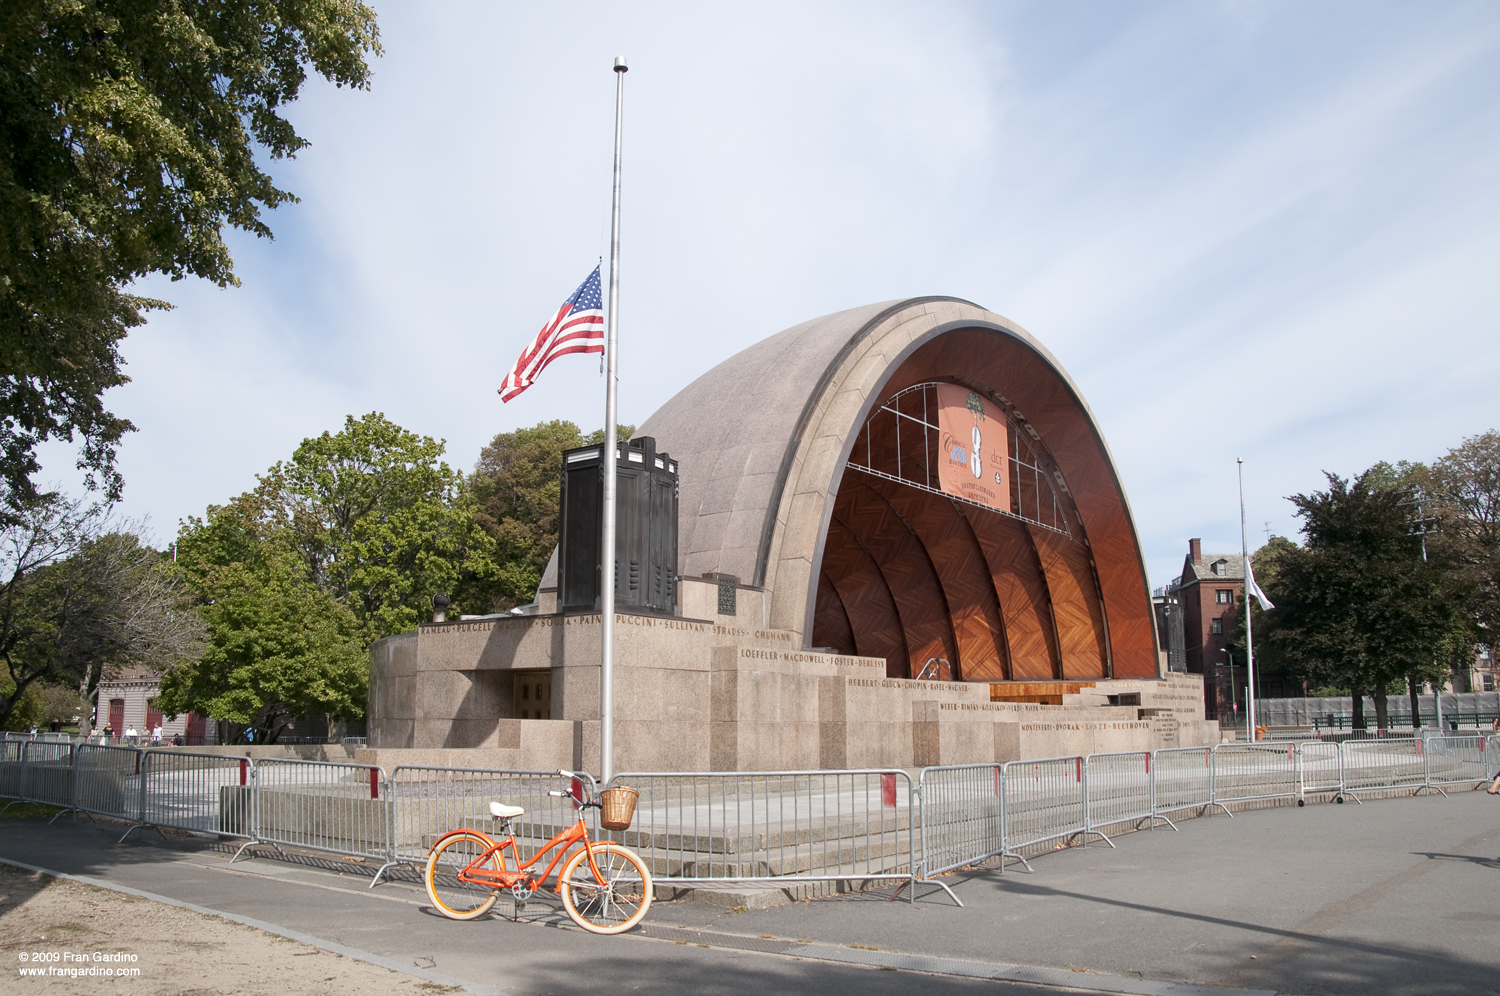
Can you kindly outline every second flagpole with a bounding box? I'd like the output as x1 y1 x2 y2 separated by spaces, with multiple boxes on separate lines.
1238 457 1257 741
600 56 627 784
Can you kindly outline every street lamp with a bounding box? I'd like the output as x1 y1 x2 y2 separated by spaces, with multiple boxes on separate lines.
1219 647 1239 731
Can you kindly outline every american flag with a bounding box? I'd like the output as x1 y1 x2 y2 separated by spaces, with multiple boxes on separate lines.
498 265 605 402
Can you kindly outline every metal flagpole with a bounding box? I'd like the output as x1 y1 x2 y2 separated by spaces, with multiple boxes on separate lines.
600 56 627 784
1238 457 1257 741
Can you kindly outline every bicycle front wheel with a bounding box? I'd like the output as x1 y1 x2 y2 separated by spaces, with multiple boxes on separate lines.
425 831 501 920
558 841 653 934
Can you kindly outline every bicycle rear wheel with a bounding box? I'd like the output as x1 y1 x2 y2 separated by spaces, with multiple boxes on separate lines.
558 841 652 934
425 831 501 920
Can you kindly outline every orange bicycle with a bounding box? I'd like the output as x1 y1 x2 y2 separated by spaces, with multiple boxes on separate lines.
423 771 652 934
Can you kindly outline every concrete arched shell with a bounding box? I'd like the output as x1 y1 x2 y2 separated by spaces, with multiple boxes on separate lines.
636 297 1158 678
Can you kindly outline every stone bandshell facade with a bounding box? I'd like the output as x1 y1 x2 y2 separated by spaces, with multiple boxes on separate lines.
365 299 1219 772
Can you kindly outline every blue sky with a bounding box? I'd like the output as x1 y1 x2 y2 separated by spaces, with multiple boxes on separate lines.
39 0 1500 590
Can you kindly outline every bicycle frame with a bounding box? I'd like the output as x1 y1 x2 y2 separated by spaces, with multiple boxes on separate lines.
430 811 606 895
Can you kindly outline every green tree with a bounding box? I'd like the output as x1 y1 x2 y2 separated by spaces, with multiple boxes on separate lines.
471 420 634 610
0 0 380 514
158 551 367 744
1256 468 1465 729
263 412 499 635
1420 431 1499 651
0 496 202 728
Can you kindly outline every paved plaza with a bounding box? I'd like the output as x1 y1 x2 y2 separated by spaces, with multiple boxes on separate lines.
1 789 1496 996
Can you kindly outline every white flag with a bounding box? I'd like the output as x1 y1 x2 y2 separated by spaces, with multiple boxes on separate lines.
1245 555 1275 610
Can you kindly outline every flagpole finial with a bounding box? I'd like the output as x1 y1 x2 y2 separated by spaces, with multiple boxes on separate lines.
614 56 628 73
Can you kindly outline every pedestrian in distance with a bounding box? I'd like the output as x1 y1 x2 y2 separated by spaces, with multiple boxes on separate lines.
1489 716 1500 795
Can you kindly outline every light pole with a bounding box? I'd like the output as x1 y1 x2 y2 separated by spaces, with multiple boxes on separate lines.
1220 647 1239 733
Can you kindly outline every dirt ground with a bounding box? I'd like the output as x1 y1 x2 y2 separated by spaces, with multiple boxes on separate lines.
0 864 460 995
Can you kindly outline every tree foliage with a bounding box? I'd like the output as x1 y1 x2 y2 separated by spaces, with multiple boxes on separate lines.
165 414 498 738
1255 468 1469 728
264 412 499 635
0 0 380 512
0 496 202 728
1418 430 1500 644
158 548 367 743
471 420 633 609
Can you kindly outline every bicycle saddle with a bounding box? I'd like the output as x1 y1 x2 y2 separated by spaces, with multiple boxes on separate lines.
489 802 525 818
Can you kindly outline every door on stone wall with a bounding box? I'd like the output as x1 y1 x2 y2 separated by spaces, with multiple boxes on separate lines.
108 699 125 738
513 671 552 720
146 700 163 734
186 713 206 745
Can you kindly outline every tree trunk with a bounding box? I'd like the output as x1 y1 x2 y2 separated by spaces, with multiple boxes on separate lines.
1373 688 1389 731
1408 675 1422 730
1351 685 1367 730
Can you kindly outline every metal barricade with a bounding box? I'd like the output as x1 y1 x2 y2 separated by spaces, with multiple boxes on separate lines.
918 763 1004 882
140 751 253 839
607 770 937 902
1211 743 1298 806
385 766 597 886
0 737 23 798
248 759 391 875
1001 755 1091 868
1151 746 1223 817
72 744 145 826
1295 741 1343 804
13 740 75 810
1086 751 1172 838
1340 738 1431 798
1487 736 1500 781
1421 735 1489 792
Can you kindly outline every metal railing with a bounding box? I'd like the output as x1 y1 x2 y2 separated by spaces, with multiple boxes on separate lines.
1001 755 1096 867
604 770 952 903
2 739 1494 906
1339 739 1432 799
246 759 393 879
919 763 1005 881
1211 743 1300 806
140 751 253 840
384 766 597 886
1151 746 1221 817
1085 751 1175 838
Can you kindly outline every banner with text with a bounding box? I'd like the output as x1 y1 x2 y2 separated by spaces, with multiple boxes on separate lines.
936 384 1010 513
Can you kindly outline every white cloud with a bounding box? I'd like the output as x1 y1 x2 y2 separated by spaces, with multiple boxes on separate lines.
36 0 1500 592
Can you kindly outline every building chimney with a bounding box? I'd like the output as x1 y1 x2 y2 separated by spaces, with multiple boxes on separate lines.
1189 538 1202 565
431 593 451 623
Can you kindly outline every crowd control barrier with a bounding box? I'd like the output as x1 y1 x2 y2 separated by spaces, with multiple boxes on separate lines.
604 769 952 903
918 763 1005 884
243 759 393 882
384 766 597 886
2 737 1494 905
140 751 253 839
1085 751 1175 838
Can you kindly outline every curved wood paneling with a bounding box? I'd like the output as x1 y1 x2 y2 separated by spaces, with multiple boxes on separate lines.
961 507 1061 680
820 517 909 675
876 330 1157 677
863 475 1010 681
814 571 857 657
831 480 956 678
1028 526 1108 679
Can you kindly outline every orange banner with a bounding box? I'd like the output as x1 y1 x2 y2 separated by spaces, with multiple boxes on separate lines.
936 384 1010 512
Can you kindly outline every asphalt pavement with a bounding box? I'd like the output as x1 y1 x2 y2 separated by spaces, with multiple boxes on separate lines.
1 788 1496 996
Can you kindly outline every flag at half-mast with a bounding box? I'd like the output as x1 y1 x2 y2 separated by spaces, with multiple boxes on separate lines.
1245 554 1275 610
498 265 605 402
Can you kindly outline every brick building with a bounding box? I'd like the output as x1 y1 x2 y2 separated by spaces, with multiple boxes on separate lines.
1176 538 1303 723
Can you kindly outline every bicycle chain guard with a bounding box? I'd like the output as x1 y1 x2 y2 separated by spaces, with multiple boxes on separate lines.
510 878 536 911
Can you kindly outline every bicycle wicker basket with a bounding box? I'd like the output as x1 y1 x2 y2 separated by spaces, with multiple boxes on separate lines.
599 785 638 831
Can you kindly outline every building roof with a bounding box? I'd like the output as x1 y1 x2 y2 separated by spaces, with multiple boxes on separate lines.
636 299 942 585
1180 553 1244 585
